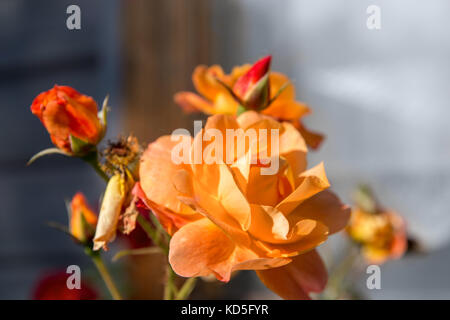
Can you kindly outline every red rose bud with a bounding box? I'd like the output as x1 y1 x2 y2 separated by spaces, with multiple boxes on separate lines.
30 85 105 156
233 55 272 110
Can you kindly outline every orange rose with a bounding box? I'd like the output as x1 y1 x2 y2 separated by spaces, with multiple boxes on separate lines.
70 192 98 243
174 56 324 149
138 111 350 299
347 208 407 264
31 85 104 155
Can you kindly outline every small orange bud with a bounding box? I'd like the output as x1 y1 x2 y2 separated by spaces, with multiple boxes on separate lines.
31 85 103 155
70 192 98 243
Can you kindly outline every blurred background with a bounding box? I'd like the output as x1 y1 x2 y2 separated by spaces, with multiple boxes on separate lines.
1 0 450 299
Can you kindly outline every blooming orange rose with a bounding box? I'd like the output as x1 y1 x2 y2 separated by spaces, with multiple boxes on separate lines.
70 192 98 243
346 207 407 264
31 85 104 155
174 56 324 149
137 111 350 299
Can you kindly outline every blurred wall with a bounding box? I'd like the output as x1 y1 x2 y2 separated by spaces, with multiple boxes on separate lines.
0 0 120 299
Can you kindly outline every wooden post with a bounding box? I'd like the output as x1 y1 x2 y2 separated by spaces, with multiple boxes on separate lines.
123 0 211 142
122 0 211 299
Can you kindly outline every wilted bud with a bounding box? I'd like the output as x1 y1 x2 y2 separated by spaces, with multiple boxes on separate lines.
69 193 98 243
233 55 271 111
30 85 106 156
93 174 133 251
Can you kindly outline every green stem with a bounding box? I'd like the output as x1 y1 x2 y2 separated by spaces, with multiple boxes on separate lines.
322 244 359 299
86 249 122 300
136 214 168 255
164 264 176 300
82 151 109 182
176 277 197 300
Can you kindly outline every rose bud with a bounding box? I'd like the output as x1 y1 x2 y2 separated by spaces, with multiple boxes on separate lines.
233 55 271 111
30 85 106 157
69 192 98 243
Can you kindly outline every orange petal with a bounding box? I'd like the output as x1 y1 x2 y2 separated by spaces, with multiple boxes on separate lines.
289 190 351 235
133 182 199 236
256 249 327 300
255 220 328 258
192 65 227 102
294 120 325 150
269 72 295 101
169 218 290 282
279 122 308 181
249 205 290 243
276 162 330 215
41 100 73 152
174 91 216 114
140 136 195 216
212 92 239 114
246 165 284 207
263 100 310 121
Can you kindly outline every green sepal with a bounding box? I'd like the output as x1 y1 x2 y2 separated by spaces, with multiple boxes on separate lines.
236 104 247 116
213 76 245 106
70 134 95 156
265 81 291 110
243 73 270 110
27 148 70 166
98 95 109 140
46 221 83 245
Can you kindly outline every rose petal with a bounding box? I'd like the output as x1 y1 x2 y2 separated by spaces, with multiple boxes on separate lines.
256 249 327 300
276 162 330 215
289 190 351 235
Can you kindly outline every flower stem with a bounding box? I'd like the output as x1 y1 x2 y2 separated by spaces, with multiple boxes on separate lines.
176 277 197 300
82 151 109 182
322 244 359 299
164 264 176 300
136 214 168 254
86 248 122 300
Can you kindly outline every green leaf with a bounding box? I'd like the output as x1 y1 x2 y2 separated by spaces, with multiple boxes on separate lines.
45 221 81 244
27 148 69 166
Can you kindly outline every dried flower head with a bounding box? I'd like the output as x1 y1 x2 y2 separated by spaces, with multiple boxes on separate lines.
102 135 142 177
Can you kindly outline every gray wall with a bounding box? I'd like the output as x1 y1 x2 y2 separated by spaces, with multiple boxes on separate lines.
0 0 120 299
